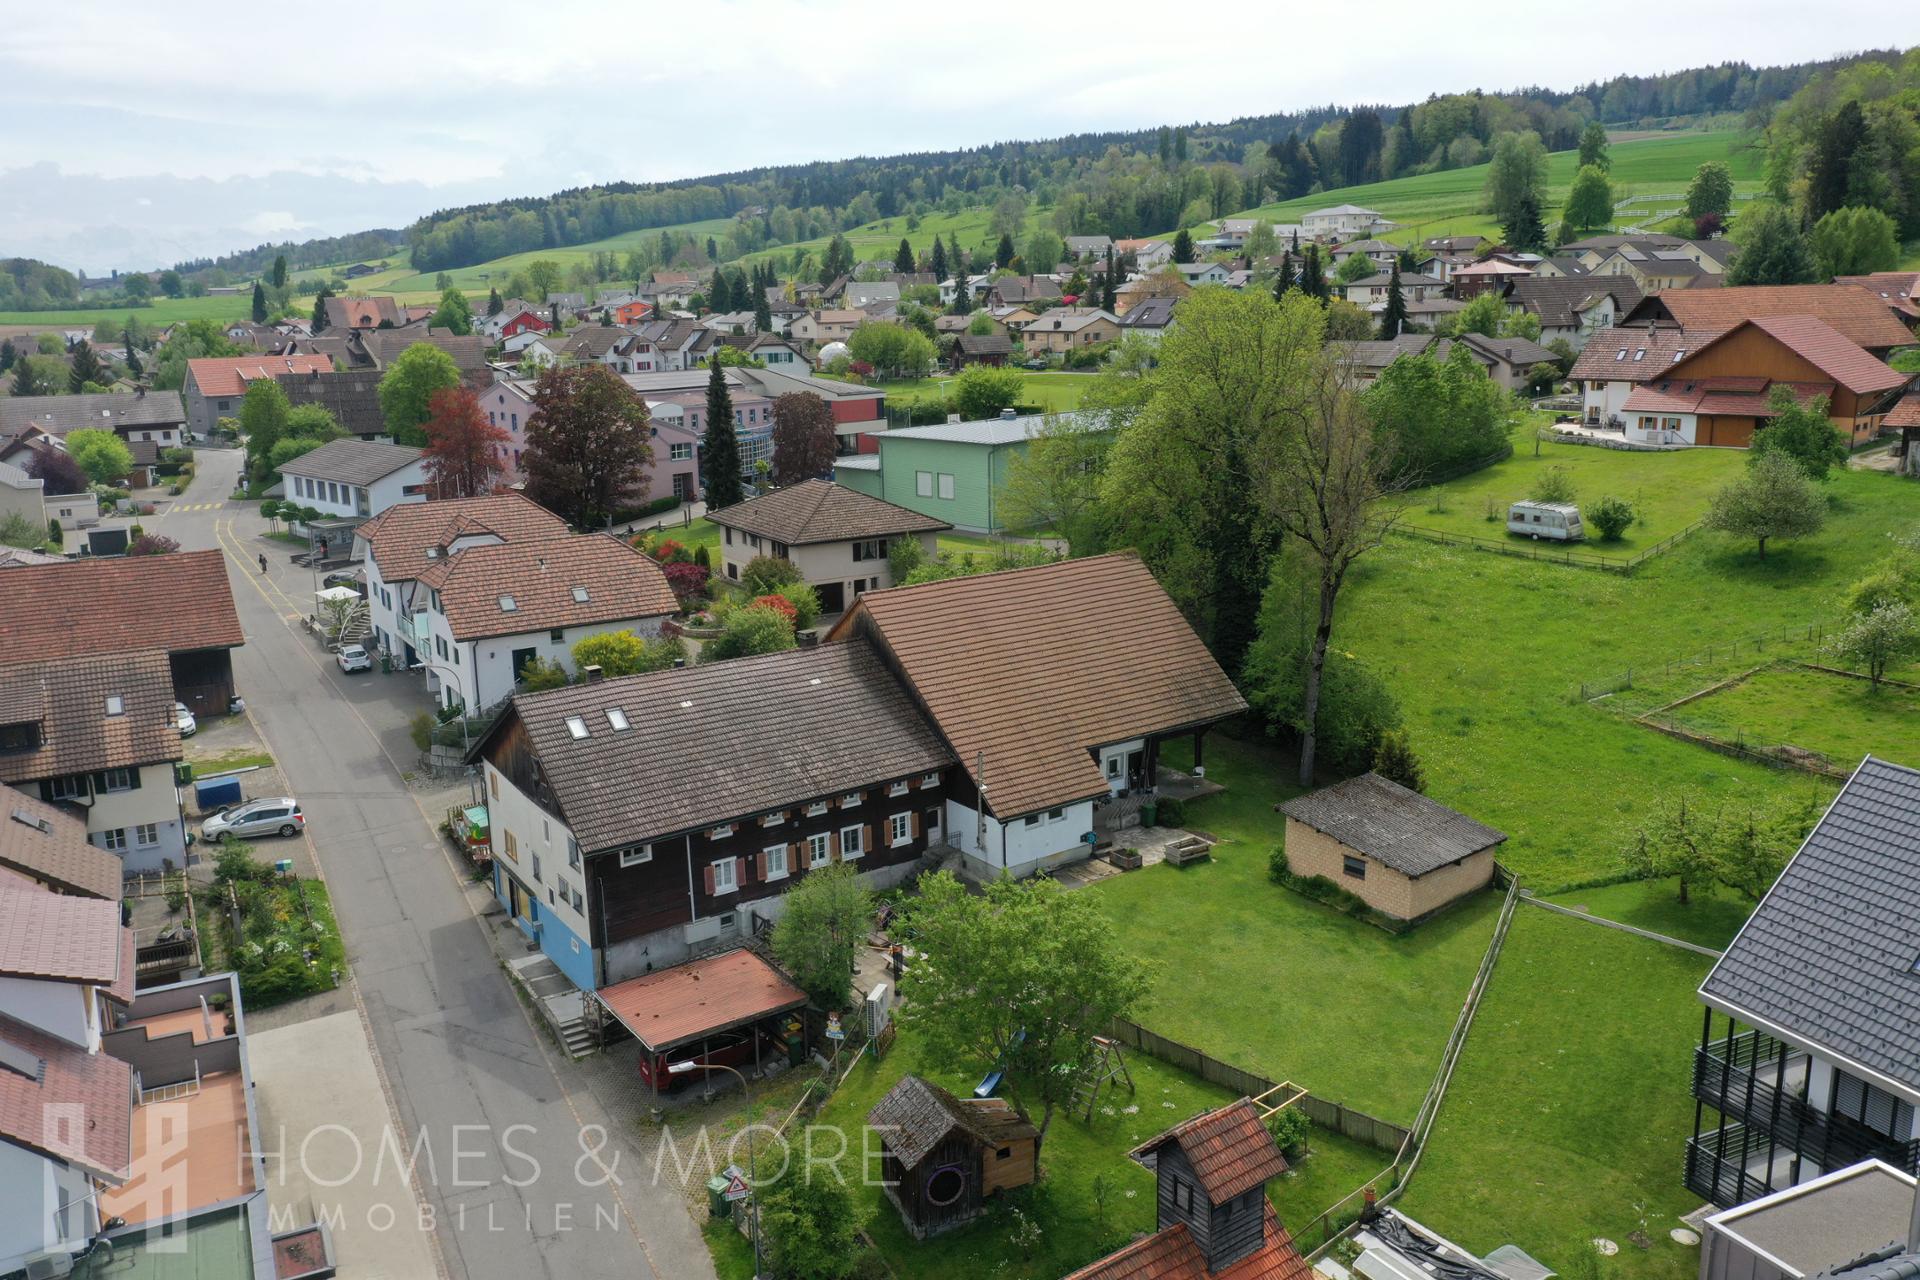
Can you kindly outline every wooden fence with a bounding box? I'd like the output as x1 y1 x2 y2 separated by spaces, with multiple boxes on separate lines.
1104 1018 1410 1154
1576 619 1831 701
1391 520 1700 575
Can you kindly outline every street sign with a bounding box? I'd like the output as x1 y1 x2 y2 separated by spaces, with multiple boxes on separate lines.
724 1173 750 1203
825 1012 844 1040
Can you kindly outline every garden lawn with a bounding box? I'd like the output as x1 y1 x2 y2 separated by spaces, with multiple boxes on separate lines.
1651 662 1920 767
1335 465 1915 892
1541 878 1750 951
792 1024 1380 1280
1093 734 1499 1123
1396 906 1712 1280
1403 425 1745 554
876 371 1104 415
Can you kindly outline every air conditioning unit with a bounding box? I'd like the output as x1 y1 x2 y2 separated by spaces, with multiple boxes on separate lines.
25 1250 75 1279
865 983 891 1039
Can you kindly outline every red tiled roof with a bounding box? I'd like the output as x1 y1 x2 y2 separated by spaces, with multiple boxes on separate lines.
0 549 243 660
1888 393 1920 429
186 354 332 398
1627 285 1915 352
1131 1098 1290 1203
0 1014 133 1181
356 492 571 582
1834 272 1920 320
0 783 124 900
1063 1202 1311 1280
0 651 183 780
1566 326 1694 383
831 554 1247 819
0 882 130 989
1624 378 1835 417
596 949 807 1052
1732 315 1906 396
430 534 679 641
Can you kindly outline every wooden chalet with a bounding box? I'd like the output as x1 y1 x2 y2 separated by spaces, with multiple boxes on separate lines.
868 1074 1038 1239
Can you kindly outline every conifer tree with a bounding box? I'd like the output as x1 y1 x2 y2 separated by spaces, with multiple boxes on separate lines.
894 238 915 273
1272 252 1296 300
995 233 1015 269
311 288 332 333
487 287 504 316
251 282 268 323
930 236 947 284
1298 245 1328 300
1172 228 1194 264
1377 264 1408 339
123 324 143 379
67 341 105 393
702 362 745 509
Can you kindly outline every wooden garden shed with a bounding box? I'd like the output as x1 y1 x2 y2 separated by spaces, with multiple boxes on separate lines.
868 1074 1038 1239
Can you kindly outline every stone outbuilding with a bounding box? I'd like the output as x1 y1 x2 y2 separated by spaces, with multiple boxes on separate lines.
1277 773 1505 922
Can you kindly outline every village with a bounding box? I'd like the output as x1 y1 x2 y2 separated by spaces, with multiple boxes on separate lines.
4 30 1920 1280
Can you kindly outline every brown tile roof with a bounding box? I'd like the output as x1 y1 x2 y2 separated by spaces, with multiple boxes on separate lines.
276 368 388 438
429 534 678 641
707 479 951 546
0 1012 134 1181
1624 378 1834 418
0 783 123 899
1132 1098 1290 1203
186 354 332 399
867 1075 1038 1168
359 324 488 372
1506 276 1641 329
1888 392 1920 429
595 948 807 1051
1834 271 1920 321
0 881 131 988
1710 316 1906 397
832 554 1247 819
0 549 242 661
1063 1202 1310 1280
1279 772 1505 876
1567 326 1695 383
356 492 570 582
0 651 183 780
1624 285 1916 353
487 638 953 852
323 295 404 330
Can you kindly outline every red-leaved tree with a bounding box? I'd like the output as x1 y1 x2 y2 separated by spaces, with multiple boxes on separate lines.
522 366 653 528
422 386 510 500
663 562 710 606
26 447 89 495
770 391 839 485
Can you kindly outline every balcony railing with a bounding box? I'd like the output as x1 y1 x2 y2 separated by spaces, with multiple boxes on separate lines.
1690 1031 1920 1205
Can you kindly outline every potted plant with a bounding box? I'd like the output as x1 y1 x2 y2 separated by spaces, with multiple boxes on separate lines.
1110 847 1143 871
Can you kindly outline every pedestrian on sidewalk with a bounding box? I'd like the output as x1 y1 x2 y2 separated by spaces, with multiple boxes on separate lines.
258 553 267 574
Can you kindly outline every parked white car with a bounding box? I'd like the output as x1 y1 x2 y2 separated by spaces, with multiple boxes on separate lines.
202 798 306 842
336 644 373 674
174 702 197 737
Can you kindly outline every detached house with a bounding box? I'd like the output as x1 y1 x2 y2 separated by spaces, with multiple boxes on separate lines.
1303 204 1389 240
1687 756 1920 1210
706 479 950 615
0 390 187 453
182 354 331 437
1018 306 1120 354
1344 272 1444 311
0 652 188 872
277 439 431 559
412 534 679 712
321 295 404 330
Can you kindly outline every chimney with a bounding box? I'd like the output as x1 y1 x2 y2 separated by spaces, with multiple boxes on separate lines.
947 413 961 424
583 665 604 684
999 408 1017 420
135 385 145 399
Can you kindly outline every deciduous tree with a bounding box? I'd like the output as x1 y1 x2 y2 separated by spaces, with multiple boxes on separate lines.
1727 203 1819 286
1482 131 1549 228
1809 206 1901 278
1705 448 1826 559
999 413 1112 546
1577 121 1611 171
1750 387 1846 480
1685 161 1734 226
899 870 1149 1147
66 429 133 486
770 863 871 1011
421 386 509 498
1564 164 1615 231
430 286 474 336
1824 601 1920 688
769 391 837 485
376 343 463 445
522 365 652 527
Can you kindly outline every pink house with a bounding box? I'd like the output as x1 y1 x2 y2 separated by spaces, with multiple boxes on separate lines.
482 379 703 504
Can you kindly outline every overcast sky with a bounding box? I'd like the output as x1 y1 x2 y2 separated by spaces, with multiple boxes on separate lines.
7 2 1916 272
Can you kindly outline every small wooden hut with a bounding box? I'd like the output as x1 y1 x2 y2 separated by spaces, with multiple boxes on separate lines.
868 1074 1039 1239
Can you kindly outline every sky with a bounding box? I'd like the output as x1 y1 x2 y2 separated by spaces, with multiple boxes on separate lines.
6 1 1917 272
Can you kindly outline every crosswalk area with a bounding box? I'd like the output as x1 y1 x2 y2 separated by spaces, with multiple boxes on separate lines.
169 502 226 511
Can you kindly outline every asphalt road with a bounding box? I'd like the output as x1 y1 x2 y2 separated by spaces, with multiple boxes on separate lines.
158 449 712 1280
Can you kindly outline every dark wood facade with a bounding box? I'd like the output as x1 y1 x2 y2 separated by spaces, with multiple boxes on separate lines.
170 649 235 718
1153 1145 1268 1272
883 1128 985 1240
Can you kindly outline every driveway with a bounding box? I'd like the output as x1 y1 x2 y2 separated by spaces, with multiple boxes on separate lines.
153 449 714 1280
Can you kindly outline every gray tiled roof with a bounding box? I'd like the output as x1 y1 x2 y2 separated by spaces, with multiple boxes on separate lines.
706 479 950 545
1701 756 1920 1093
277 438 423 486
1278 773 1504 877
495 640 953 853
0 391 186 440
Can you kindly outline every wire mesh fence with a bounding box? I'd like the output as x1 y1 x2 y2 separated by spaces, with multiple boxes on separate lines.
1575 620 1832 704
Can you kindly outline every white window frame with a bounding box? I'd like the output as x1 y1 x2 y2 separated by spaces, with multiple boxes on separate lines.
919 772 940 787
712 857 739 894
710 823 736 839
808 832 831 868
887 781 909 797
840 791 861 809
805 800 829 817
764 844 789 881
889 813 912 848
619 844 652 868
937 473 955 500
102 828 128 852
915 470 933 498
839 825 864 861
101 767 133 793
135 823 159 847
761 810 785 827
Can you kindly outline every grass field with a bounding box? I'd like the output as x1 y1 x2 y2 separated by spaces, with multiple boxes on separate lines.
1335 465 1919 893
875 371 1105 415
1396 905 1713 1280
1226 130 1763 247
1646 661 1920 767
792 1023 1384 1280
1541 877 1751 951
1094 733 1500 1122
0 293 256 328
1403 424 1747 554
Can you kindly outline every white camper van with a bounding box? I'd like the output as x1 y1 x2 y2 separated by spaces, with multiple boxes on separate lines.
1507 501 1584 541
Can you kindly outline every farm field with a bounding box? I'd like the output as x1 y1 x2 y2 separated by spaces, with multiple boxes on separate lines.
1093 732 1501 1123
737 205 1011 273
0 293 256 328
1335 465 1916 892
1401 423 1746 554
1395 905 1713 1280
1226 129 1762 246
1645 661 1920 768
358 216 742 297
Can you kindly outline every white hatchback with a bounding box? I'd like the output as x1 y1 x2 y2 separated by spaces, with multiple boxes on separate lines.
336 644 373 674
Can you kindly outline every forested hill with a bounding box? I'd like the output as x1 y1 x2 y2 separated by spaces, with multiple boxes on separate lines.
403 50 1906 272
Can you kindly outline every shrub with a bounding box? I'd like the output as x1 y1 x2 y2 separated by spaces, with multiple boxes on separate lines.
650 538 690 564
1530 466 1576 504
773 581 822 630
518 657 570 691
408 711 435 752
1587 494 1636 542
741 553 803 595
693 544 710 570
887 535 925 582
700 603 799 663
211 839 265 885
752 593 799 626
1371 729 1425 792
1154 796 1187 828
1265 1106 1311 1158
662 561 710 606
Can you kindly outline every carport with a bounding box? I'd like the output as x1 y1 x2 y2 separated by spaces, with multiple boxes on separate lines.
595 949 809 1099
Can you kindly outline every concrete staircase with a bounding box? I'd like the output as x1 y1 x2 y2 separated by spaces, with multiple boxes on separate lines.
505 953 596 1058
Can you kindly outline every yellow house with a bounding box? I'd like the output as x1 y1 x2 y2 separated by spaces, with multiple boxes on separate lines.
1277 773 1505 922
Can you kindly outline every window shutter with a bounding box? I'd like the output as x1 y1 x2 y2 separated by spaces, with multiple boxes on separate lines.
912 811 923 839
752 852 764 882
790 841 803 869
127 768 142 791
703 863 716 895
829 831 841 860
864 824 875 854
92 771 108 793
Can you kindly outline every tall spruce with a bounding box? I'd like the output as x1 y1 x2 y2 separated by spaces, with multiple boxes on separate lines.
251 282 267 323
1101 248 1117 311
930 236 947 284
67 341 105 393
1298 244 1327 300
270 254 288 289
1273 252 1296 300
894 238 915 273
1502 192 1548 254
1377 264 1408 339
754 286 772 334
994 233 1015 269
702 362 745 509
487 286 504 316
311 288 332 333
1171 228 1194 264
123 324 142 379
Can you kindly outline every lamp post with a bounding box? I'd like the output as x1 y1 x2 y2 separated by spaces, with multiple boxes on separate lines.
669 1059 762 1278
418 661 469 755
